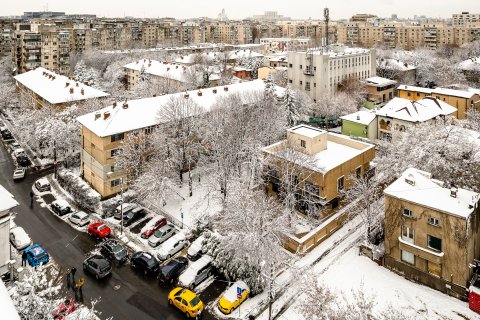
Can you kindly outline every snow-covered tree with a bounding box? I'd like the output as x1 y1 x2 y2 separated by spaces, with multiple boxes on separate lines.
237 56 266 79
283 87 300 127
312 92 358 118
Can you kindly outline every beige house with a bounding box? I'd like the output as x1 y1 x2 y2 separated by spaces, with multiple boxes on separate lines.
14 67 109 109
77 80 278 198
365 76 397 104
384 168 480 299
263 125 375 208
376 97 457 140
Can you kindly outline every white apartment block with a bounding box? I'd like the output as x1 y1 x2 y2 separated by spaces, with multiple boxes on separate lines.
287 46 376 101
259 37 312 53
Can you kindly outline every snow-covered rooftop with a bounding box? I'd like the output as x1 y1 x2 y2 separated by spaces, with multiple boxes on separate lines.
14 67 109 105
264 131 375 173
288 125 324 138
124 59 190 83
228 49 264 60
340 110 377 126
377 58 416 71
268 56 288 63
298 46 370 58
174 52 218 65
0 281 20 320
0 184 18 213
397 85 432 94
376 97 457 122
384 168 479 218
431 87 477 99
77 80 285 137
365 76 397 87
458 57 480 71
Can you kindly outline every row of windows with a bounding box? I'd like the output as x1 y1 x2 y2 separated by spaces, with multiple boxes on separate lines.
401 226 442 251
402 208 440 227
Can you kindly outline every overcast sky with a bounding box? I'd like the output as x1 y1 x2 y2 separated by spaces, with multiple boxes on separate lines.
3 0 480 20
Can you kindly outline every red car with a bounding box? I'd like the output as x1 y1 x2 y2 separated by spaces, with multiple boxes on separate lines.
53 296 75 319
88 222 111 239
141 216 167 239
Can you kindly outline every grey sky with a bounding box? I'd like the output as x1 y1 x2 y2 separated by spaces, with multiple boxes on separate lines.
3 0 480 20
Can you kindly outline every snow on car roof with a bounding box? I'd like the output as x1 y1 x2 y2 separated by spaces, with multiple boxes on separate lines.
77 80 285 137
10 227 30 243
158 233 186 254
223 281 249 302
14 67 109 105
179 255 213 284
141 214 166 233
36 178 50 186
52 199 70 208
188 235 205 255
384 168 480 218
376 97 457 122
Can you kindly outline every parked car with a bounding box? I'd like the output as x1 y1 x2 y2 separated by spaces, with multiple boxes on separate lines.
100 240 128 264
187 235 205 261
12 167 26 181
178 255 213 289
83 254 112 279
113 203 138 219
88 222 111 239
53 297 75 320
157 233 189 261
9 141 22 152
68 211 90 227
167 287 204 318
24 244 49 267
130 251 160 275
9 226 32 250
159 257 189 285
51 199 72 216
141 215 167 239
218 280 250 314
148 224 177 248
12 148 26 158
16 155 30 167
1 128 13 140
123 207 147 227
34 178 51 192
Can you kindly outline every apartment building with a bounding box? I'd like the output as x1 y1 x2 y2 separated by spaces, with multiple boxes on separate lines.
376 97 457 140
14 67 109 109
76 80 274 198
384 168 480 299
453 12 480 26
260 37 312 53
262 124 375 207
287 46 376 101
397 85 480 119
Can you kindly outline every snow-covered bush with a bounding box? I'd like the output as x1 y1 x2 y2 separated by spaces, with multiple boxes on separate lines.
57 168 101 212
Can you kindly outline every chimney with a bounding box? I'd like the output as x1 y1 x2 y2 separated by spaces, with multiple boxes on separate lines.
83 81 89 85
122 102 128 109
76 82 79 87
112 101 117 108
184 93 189 99
224 86 228 92
167 67 170 71
197 90 202 96
176 65 179 69
69 87 74 94
52 76 56 80
405 174 415 186
81 88 84 95
103 111 110 120
212 88 217 94
65 82 70 87
356 114 360 120
450 187 458 198
94 112 101 120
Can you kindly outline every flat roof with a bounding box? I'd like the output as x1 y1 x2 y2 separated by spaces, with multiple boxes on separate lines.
340 110 377 125
288 125 325 138
366 76 397 87
14 67 109 105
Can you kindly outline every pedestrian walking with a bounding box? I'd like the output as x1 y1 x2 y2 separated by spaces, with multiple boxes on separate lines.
29 191 34 208
21 251 27 267
77 278 85 302
72 282 79 302
71 267 77 283
66 268 71 288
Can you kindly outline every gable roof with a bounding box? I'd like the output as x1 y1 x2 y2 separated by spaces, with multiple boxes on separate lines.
14 67 109 105
376 97 456 122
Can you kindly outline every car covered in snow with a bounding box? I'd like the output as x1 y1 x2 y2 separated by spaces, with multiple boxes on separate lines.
12 148 26 158
178 255 213 289
141 215 168 239
187 235 205 261
156 232 189 261
34 178 51 192
9 141 22 152
12 167 26 181
113 203 139 219
218 280 250 314
9 226 32 250
50 199 72 216
88 222 111 239
148 224 177 248
100 240 128 264
24 244 50 267
68 211 90 226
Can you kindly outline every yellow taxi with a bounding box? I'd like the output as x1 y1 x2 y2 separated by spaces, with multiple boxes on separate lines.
168 287 204 318
218 280 250 314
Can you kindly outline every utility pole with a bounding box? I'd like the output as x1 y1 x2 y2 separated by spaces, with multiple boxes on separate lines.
53 140 57 179
120 177 124 234
324 8 330 47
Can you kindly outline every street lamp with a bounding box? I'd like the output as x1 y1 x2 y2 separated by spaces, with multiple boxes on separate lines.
260 261 275 320
107 171 124 234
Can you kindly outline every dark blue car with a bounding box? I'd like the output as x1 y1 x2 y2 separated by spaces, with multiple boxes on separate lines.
24 244 50 267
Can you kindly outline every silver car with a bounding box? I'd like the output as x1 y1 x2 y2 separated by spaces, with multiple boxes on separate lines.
148 224 177 248
69 211 90 226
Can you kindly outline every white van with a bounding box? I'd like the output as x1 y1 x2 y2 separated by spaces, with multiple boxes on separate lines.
178 255 213 289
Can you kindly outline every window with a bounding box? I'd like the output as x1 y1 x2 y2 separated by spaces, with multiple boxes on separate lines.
428 217 440 226
288 79 293 83
300 80 303 85
289 63 292 68
427 261 441 277
401 250 415 265
110 178 122 188
407 92 411 97
355 166 361 179
300 140 306 148
299 65 303 69
427 235 442 251
337 176 344 192
145 126 154 135
401 226 414 243
110 149 122 157
305 82 310 91
403 208 412 217
111 133 124 142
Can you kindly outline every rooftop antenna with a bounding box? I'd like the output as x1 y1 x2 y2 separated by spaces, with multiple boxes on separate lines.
324 7 330 47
